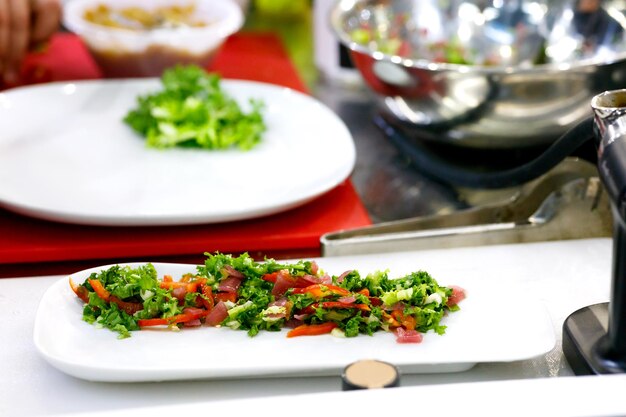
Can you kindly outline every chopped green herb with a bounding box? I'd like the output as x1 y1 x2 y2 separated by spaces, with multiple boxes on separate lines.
124 65 265 150
70 253 465 342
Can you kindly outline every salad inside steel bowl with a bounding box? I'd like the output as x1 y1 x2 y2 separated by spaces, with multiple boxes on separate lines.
331 0 626 149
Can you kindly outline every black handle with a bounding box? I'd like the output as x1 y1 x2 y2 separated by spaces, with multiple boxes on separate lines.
375 115 596 189
608 214 626 358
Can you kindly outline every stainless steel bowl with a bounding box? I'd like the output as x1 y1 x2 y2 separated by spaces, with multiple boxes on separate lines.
331 0 626 149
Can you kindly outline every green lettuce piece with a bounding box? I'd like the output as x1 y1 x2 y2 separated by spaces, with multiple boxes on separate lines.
80 263 183 338
124 65 266 151
76 253 462 340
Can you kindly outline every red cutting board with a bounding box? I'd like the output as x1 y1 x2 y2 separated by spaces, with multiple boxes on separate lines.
0 33 371 277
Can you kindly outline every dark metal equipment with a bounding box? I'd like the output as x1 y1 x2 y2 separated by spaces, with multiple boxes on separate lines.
562 89 626 375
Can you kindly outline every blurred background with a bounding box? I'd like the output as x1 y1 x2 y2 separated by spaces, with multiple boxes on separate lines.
54 0 622 228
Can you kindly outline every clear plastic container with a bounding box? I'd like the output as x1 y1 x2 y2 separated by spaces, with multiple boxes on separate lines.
63 0 244 77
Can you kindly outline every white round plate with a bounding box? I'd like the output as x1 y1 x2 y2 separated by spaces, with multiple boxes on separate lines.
0 79 356 225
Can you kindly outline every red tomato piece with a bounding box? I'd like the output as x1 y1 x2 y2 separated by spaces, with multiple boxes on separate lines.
447 285 466 306
272 270 298 297
109 296 143 315
215 292 237 303
206 301 229 326
395 327 423 344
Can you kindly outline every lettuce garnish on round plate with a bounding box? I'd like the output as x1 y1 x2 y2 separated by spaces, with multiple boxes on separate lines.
124 65 265 150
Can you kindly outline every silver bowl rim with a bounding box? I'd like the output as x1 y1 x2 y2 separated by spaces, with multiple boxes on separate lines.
591 88 626 109
330 0 626 74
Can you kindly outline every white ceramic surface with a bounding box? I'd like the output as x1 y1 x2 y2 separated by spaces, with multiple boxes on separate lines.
0 79 356 225
33 255 556 382
63 374 626 417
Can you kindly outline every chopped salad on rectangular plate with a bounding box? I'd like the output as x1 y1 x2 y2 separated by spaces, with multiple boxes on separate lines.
69 253 466 343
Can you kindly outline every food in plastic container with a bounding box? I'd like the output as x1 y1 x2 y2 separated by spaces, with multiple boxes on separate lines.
63 0 244 77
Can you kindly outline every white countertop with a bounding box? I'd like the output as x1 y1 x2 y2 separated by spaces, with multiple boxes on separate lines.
1 238 624 417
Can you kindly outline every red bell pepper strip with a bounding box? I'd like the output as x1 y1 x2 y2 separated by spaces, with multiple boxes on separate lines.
69 278 89 304
291 284 350 298
287 322 338 338
322 301 370 311
300 301 371 315
160 281 199 294
160 281 187 289
138 308 210 327
391 310 417 331
198 284 215 311
137 318 171 327
179 274 192 283
382 311 401 328
194 277 208 286
261 272 279 283
88 278 111 302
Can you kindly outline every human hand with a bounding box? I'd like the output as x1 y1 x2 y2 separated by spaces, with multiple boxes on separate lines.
0 0 61 85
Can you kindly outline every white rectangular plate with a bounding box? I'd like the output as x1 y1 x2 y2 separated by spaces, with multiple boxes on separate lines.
34 255 555 382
